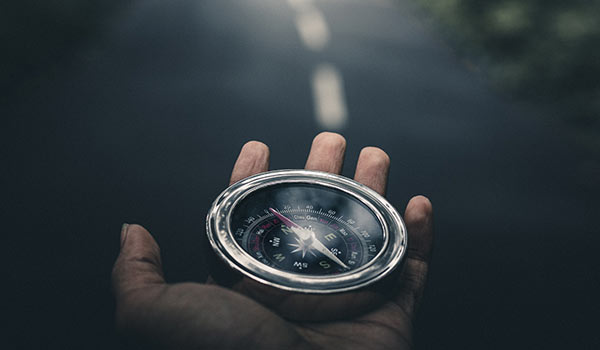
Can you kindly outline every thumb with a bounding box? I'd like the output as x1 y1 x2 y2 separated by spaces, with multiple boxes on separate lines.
112 224 165 300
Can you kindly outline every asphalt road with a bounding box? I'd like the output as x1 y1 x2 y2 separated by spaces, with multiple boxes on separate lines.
3 0 599 348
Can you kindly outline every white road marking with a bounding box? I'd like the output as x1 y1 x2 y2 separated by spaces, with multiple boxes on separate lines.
312 63 348 130
288 0 348 129
287 0 330 51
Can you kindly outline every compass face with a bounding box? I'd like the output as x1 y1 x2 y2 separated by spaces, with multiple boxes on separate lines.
207 170 407 293
231 184 384 275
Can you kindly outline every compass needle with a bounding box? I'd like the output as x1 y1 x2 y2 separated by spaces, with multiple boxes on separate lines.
310 233 351 270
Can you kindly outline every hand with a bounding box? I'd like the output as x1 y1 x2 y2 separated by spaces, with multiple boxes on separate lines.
112 132 434 349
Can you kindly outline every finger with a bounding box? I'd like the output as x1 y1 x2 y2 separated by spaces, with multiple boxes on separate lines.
112 224 166 300
230 141 270 185
304 132 346 174
404 196 434 262
353 147 390 196
394 195 434 317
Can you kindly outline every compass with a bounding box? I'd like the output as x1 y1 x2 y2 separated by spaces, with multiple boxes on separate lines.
206 169 407 294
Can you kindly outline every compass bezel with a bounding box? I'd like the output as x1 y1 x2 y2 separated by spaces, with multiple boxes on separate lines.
206 169 407 294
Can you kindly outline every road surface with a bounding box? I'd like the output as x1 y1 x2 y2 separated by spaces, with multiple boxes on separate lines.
3 0 598 348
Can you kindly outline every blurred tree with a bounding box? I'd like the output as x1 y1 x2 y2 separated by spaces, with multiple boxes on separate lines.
414 0 600 128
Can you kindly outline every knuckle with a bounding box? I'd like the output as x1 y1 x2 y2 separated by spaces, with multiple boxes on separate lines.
128 252 161 267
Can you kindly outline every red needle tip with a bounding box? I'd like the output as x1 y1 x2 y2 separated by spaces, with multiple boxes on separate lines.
268 208 300 228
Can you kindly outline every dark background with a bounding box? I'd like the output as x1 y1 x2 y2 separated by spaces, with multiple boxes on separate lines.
3 0 599 349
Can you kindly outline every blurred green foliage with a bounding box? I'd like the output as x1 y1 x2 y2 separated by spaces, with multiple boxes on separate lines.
413 0 600 127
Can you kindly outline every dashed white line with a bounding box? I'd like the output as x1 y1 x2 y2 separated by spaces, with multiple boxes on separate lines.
287 0 330 51
288 0 348 130
312 63 348 130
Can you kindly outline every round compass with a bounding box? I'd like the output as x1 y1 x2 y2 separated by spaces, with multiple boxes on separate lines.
206 169 407 293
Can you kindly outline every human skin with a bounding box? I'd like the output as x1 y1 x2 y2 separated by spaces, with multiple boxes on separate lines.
112 132 434 349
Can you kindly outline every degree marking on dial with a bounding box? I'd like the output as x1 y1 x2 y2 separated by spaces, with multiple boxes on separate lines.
270 208 365 247
244 207 374 272
269 208 351 270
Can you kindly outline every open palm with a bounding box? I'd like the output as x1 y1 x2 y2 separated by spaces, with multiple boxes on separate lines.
112 132 434 349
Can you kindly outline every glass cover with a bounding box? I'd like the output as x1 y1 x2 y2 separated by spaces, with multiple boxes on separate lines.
231 183 384 275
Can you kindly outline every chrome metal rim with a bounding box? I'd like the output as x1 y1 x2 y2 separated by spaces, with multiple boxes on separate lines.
206 169 407 294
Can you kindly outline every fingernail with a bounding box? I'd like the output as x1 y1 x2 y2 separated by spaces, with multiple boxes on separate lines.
120 223 130 247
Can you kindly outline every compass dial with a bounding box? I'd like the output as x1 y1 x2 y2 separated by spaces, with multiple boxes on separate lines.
207 170 407 293
231 184 384 275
